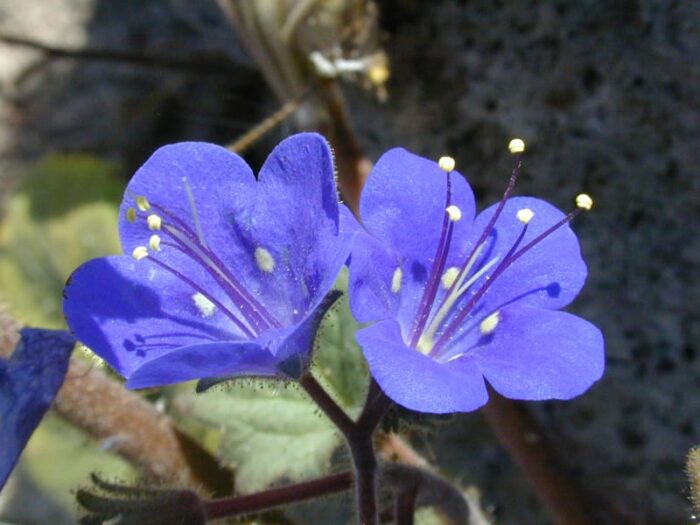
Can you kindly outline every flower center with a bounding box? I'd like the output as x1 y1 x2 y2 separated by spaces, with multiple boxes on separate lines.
406 141 592 361
124 180 282 339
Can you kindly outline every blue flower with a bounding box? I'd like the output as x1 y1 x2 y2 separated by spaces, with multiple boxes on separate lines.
348 146 604 413
1 328 74 488
63 133 354 388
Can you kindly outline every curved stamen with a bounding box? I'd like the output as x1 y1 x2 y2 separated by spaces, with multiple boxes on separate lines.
431 219 530 355
409 172 454 347
146 256 256 338
432 206 583 354
434 154 523 316
148 203 282 329
158 230 270 334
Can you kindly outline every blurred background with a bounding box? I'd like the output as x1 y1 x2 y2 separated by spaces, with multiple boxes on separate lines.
0 1 698 524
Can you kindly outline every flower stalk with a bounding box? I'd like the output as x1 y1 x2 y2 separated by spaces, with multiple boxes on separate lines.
300 375 392 525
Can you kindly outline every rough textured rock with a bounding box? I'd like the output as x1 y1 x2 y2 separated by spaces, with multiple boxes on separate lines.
0 0 698 524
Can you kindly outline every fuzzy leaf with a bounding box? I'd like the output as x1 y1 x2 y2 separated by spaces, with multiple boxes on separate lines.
174 380 341 494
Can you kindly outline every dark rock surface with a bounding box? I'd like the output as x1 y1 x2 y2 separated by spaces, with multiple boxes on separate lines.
1 1 698 523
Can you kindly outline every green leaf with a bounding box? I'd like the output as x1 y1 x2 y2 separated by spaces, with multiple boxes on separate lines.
311 270 369 415
0 155 122 327
174 380 342 494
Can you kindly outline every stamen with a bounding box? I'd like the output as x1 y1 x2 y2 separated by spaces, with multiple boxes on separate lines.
192 292 217 318
441 267 460 289
517 208 534 224
479 311 500 335
147 257 255 338
433 199 585 353
126 208 137 223
147 214 162 230
132 246 149 260
576 193 593 210
149 234 161 252
136 196 150 212
508 138 526 154
409 174 455 346
255 247 276 273
446 205 462 222
438 156 456 172
391 267 403 293
181 176 207 248
154 211 281 330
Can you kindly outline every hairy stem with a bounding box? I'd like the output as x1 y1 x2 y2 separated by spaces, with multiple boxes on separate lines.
204 471 352 519
300 374 392 525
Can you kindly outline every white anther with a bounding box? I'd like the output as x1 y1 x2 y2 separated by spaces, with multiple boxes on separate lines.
441 267 460 289
192 292 216 318
438 156 456 172
391 267 403 293
132 246 149 260
446 205 462 222
479 311 500 335
136 196 151 212
149 234 161 252
517 208 535 224
255 247 276 273
576 193 593 210
126 208 137 223
147 214 162 230
508 138 526 154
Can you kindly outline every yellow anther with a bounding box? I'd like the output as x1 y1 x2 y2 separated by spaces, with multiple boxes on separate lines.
576 193 593 210
149 234 161 252
517 208 535 224
132 246 149 260
446 205 462 222
136 196 151 212
255 247 275 273
126 208 137 223
441 267 460 289
391 267 403 293
147 214 162 230
508 138 526 154
192 292 216 318
438 156 456 173
479 311 500 335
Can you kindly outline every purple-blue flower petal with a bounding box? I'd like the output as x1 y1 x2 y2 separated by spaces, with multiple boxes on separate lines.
125 342 278 389
63 256 241 379
470 305 604 400
466 197 587 314
0 328 74 488
351 149 476 333
356 320 488 414
211 133 348 324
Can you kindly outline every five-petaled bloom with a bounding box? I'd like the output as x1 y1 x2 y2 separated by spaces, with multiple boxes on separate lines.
63 133 354 388
348 140 604 413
